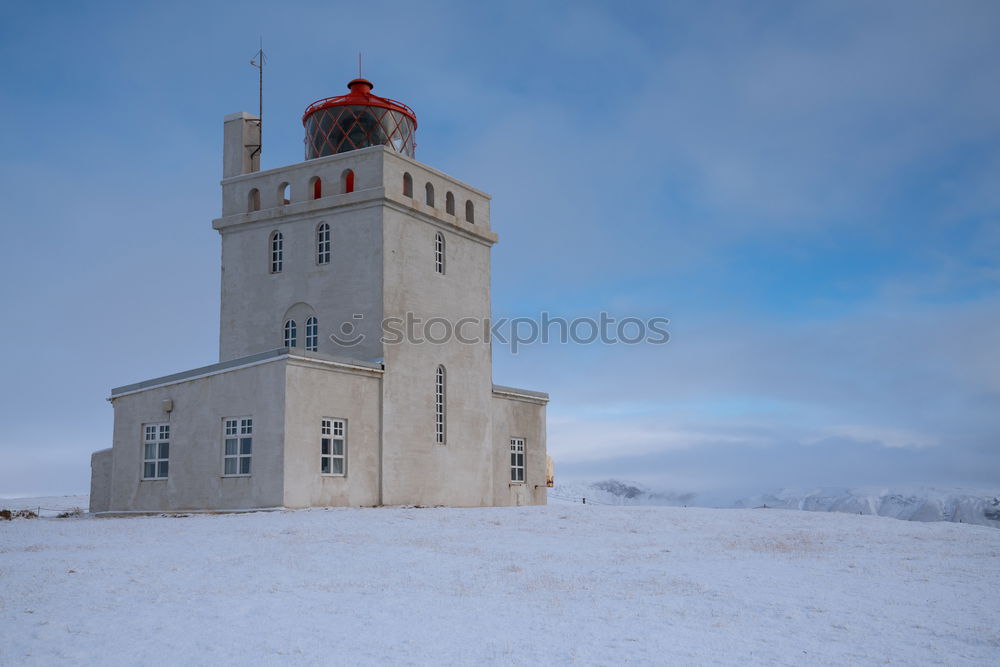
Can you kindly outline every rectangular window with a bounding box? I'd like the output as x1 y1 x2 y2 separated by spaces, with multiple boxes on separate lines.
305 318 318 352
317 224 331 265
223 417 253 476
434 233 445 275
270 233 283 273
510 437 525 483
320 418 346 475
435 366 446 444
142 423 170 479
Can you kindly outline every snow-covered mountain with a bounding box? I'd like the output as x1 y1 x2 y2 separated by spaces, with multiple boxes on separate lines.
551 480 1000 528
733 486 1000 528
549 479 702 507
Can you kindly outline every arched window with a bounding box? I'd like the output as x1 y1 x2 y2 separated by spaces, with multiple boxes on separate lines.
434 232 445 275
317 223 331 265
270 231 283 274
283 320 297 348
403 172 413 197
435 365 446 444
305 317 318 352
425 182 435 207
248 188 260 212
445 191 455 215
311 177 322 200
278 182 290 205
341 169 355 194
465 200 475 224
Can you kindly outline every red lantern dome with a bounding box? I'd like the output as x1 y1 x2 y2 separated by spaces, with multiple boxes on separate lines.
302 78 417 159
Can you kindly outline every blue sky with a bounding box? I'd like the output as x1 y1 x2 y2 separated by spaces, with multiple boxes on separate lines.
0 1 997 496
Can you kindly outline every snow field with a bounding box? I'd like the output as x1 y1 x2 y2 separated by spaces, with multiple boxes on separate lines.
1 503 998 665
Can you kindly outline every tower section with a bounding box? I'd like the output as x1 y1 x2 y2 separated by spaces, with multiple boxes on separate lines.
214 77 520 507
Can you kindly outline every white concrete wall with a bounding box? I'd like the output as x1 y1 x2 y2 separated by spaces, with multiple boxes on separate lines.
379 166 497 506
106 360 287 512
281 359 383 508
216 194 385 364
491 393 548 506
379 149 492 234
219 146 385 217
89 448 112 513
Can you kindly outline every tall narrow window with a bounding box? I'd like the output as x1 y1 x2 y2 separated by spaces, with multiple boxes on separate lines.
510 438 525 482
341 169 355 194
283 319 297 348
312 177 322 199
248 188 260 212
465 200 475 223
142 423 170 480
320 418 346 475
270 231 283 273
403 172 413 197
317 223 331 264
305 316 318 352
445 191 455 215
435 365 446 444
278 182 290 205
425 182 435 207
434 232 445 275
223 417 253 476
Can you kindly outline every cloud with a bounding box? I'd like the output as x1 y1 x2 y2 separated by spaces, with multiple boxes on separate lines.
499 290 1000 487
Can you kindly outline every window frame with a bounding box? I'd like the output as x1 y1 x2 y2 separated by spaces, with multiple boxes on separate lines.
317 223 331 265
283 319 298 348
510 437 525 483
320 417 347 476
305 316 319 352
142 423 170 480
435 365 446 444
434 232 445 275
222 417 253 477
270 231 284 274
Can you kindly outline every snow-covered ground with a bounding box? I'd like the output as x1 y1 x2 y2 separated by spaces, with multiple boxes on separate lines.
1 500 999 665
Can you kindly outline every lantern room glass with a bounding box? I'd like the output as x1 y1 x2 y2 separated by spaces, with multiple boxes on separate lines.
305 105 416 159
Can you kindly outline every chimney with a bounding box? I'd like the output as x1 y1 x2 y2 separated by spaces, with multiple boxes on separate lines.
223 112 261 178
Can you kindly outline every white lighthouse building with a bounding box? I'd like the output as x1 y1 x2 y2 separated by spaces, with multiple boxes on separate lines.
89 77 549 513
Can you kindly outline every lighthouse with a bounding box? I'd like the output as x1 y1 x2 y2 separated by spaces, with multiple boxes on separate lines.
89 76 549 513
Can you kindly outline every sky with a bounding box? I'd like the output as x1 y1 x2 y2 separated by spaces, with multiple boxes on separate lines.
0 0 998 497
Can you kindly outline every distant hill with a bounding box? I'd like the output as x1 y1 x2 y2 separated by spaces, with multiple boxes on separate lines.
733 486 1000 528
551 480 1000 528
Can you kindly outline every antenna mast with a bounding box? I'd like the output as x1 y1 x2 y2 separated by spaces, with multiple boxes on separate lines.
249 40 266 162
